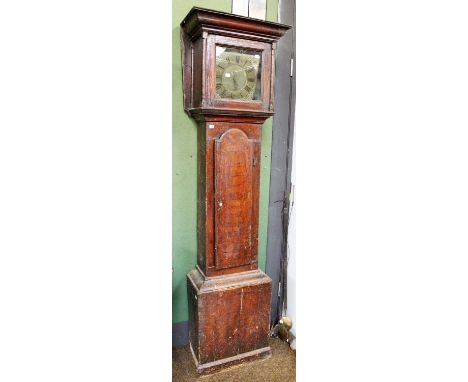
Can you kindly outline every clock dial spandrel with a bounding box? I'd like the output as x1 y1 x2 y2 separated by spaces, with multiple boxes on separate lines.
215 46 262 101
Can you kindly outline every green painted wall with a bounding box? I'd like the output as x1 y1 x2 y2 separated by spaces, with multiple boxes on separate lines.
172 0 278 324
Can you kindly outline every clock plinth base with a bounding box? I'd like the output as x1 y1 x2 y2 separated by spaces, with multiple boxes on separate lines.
187 268 272 374
189 342 271 375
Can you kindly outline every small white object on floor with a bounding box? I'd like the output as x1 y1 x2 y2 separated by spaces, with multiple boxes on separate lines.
289 338 296 350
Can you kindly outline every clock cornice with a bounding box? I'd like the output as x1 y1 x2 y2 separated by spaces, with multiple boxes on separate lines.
180 7 290 43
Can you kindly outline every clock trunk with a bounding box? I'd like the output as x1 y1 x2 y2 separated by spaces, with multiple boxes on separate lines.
197 120 261 277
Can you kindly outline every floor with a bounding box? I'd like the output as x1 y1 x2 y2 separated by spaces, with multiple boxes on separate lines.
172 338 296 381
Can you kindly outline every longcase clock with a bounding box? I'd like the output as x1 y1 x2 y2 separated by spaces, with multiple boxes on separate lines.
180 7 290 374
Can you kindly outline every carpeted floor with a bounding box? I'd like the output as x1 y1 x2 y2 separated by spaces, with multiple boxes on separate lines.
172 337 296 381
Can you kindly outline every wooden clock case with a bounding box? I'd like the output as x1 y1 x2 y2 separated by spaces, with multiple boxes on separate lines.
180 7 290 374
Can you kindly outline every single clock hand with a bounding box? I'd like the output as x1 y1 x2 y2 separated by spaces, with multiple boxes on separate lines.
233 73 238 90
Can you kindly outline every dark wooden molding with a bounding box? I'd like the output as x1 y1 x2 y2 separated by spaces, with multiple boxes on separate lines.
188 268 271 293
190 108 274 123
181 7 289 42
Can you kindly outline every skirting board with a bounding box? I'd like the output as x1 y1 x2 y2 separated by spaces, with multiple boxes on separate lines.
172 320 189 347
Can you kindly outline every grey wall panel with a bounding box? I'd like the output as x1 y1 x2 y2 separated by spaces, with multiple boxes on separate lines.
265 0 295 324
249 0 267 20
232 0 249 16
232 0 266 20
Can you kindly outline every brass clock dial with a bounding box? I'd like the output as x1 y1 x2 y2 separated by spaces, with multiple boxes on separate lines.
215 47 261 100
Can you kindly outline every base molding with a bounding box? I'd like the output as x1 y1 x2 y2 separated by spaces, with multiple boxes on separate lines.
190 343 271 375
